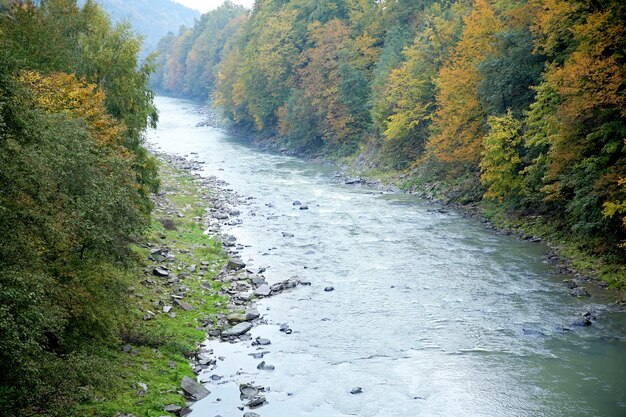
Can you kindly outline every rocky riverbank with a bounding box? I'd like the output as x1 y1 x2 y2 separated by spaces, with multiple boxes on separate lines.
142 150 319 416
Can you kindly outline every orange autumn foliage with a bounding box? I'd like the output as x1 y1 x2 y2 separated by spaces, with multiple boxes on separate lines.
427 0 502 169
18 71 127 152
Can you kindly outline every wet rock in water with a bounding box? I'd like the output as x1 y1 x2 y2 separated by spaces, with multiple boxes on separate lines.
570 287 590 298
246 396 266 408
324 286 335 292
228 258 246 271
350 387 363 394
222 322 253 337
292 200 301 206
562 279 578 289
229 209 241 216
282 232 295 238
213 212 229 220
249 352 265 359
254 338 271 346
244 413 260 417
572 317 592 327
153 268 169 277
239 384 259 399
299 205 309 210
256 361 275 371
181 376 210 401
522 329 546 337
254 284 271 297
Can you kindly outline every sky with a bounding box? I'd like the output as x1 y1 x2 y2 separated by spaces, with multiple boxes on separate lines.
172 0 255 13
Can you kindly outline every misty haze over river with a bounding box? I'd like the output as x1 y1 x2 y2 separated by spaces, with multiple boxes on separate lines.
149 96 626 417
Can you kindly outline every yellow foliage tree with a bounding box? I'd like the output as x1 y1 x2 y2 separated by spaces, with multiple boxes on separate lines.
18 71 127 151
427 0 502 169
480 110 524 202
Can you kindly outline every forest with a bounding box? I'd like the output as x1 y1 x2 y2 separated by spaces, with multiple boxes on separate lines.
0 0 160 414
154 0 626 278
1 0 625 415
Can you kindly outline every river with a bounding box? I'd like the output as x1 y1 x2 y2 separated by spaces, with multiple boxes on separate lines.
148 96 626 417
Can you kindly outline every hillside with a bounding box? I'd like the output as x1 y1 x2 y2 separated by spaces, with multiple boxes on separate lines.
79 0 199 57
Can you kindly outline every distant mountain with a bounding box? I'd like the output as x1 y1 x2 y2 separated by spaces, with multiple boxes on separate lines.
78 0 199 58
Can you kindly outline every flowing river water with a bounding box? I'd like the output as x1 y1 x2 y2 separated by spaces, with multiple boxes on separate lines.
148 96 626 417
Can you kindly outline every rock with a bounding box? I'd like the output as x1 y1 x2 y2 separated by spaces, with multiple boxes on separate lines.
282 232 295 238
246 396 266 408
153 268 170 277
229 209 241 216
163 305 173 313
571 287 590 298
324 286 335 292
174 300 194 311
572 317 592 327
213 212 229 220
345 178 362 185
221 322 253 337
163 404 182 413
257 361 275 371
350 387 363 394
245 308 260 320
292 200 301 206
244 413 260 417
254 285 271 297
562 279 578 289
522 329 546 337
227 309 259 323
181 376 210 401
299 205 308 210
239 384 259 399
122 344 132 353
228 258 246 270
254 338 271 346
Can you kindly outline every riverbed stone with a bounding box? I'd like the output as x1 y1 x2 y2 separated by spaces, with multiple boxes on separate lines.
222 322 253 337
246 396 266 408
254 284 271 297
254 338 271 346
570 287 590 298
163 404 182 413
239 384 259 399
350 387 363 394
324 286 335 292
181 376 210 400
244 413 260 417
228 258 246 270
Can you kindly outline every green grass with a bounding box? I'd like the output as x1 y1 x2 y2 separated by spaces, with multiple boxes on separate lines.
81 162 228 416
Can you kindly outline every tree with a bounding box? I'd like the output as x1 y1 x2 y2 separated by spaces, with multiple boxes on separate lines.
480 111 524 202
427 0 503 170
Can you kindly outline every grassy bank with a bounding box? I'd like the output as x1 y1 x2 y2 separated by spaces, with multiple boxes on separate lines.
82 161 227 416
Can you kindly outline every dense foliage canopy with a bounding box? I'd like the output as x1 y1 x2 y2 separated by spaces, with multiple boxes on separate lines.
156 0 626 261
0 0 157 414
